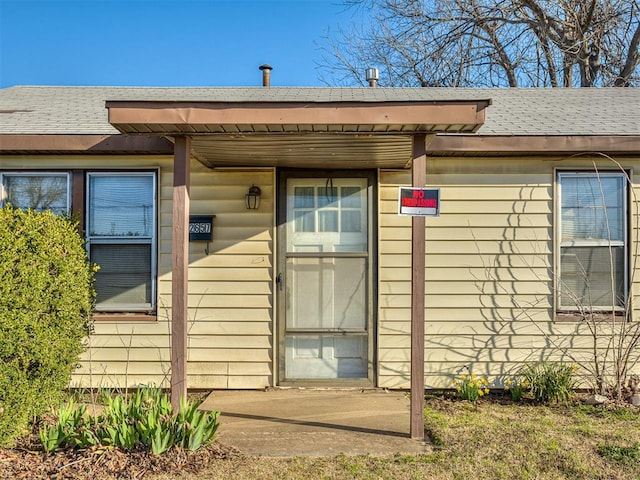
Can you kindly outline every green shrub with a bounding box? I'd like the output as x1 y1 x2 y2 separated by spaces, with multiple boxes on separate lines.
0 206 94 447
40 388 220 455
520 362 577 404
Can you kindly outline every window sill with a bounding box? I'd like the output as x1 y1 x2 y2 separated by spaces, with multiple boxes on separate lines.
555 311 627 323
92 313 157 322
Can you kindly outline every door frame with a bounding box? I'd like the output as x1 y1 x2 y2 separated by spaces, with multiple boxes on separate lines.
276 168 378 386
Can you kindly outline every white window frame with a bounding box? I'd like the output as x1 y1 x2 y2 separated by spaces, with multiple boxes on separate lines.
287 178 369 253
557 171 628 311
0 171 71 213
86 171 157 312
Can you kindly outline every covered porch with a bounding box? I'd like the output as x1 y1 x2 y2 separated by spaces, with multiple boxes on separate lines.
105 94 489 438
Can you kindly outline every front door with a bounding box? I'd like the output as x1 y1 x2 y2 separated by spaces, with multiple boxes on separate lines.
277 171 374 383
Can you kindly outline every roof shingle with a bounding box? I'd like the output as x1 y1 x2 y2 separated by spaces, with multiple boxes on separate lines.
1 85 639 136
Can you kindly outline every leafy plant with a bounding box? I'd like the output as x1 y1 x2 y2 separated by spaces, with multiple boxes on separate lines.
136 388 175 454
174 396 220 451
97 387 114 405
520 362 577 404
38 387 220 455
451 368 490 403
39 422 68 453
39 399 95 452
504 377 529 402
0 206 95 447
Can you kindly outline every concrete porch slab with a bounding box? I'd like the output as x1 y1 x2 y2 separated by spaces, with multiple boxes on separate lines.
199 389 430 457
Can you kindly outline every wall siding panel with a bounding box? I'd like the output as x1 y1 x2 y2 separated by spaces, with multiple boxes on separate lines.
378 156 640 389
4 153 639 391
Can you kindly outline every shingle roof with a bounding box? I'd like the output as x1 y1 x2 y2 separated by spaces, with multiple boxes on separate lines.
1 85 639 136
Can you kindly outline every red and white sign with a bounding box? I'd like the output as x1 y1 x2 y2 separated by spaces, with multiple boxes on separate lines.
398 187 440 216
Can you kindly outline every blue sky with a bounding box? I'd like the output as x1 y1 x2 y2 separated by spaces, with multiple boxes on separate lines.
0 0 360 88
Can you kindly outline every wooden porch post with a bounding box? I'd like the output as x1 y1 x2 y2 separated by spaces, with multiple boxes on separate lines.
410 133 427 440
171 136 190 410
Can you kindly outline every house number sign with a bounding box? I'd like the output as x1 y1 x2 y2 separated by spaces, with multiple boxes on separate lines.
398 187 440 216
189 215 214 241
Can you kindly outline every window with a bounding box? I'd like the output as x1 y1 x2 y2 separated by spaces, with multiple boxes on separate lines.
1 172 70 213
289 179 368 253
87 172 156 311
558 172 627 310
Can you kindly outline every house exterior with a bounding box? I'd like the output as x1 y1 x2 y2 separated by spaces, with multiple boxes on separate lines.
1 85 639 394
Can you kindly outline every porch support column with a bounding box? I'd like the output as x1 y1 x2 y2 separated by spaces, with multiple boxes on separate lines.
410 133 427 440
171 136 190 410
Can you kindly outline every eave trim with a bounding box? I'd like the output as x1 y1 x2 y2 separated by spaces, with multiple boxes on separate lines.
427 135 640 155
105 100 490 134
0 134 174 154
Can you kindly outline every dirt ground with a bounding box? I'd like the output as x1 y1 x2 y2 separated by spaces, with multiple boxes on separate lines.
0 437 240 480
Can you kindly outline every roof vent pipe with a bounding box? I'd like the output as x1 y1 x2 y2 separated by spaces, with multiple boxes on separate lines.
259 64 273 87
365 67 379 87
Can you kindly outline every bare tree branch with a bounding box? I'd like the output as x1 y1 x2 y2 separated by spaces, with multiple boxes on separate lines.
318 0 640 87
615 19 640 85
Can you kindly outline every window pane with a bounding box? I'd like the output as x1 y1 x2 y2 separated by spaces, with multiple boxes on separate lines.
91 244 152 306
89 175 154 237
560 246 625 308
3 174 68 213
294 187 314 208
341 211 361 233
286 257 366 330
561 176 624 242
341 186 362 208
285 334 367 379
294 210 315 232
318 211 338 232
317 186 337 208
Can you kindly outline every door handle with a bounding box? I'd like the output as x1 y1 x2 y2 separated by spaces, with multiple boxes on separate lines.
276 272 283 291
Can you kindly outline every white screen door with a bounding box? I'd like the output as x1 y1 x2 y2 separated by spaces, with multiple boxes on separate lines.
281 176 370 380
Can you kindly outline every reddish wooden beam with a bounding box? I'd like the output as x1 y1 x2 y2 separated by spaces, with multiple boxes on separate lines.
71 170 85 232
0 134 174 153
427 134 640 155
171 136 190 410
106 100 489 133
410 134 427 440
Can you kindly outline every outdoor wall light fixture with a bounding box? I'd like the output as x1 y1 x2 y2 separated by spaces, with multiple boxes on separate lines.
245 185 261 210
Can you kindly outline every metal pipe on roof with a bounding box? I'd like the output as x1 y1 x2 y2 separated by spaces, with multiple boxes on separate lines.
365 67 379 87
259 64 273 87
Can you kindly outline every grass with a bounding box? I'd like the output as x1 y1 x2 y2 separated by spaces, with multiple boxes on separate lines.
148 396 640 480
597 444 640 466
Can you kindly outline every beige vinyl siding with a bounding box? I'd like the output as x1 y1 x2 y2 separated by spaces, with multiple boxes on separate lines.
5 152 639 391
160 166 274 389
378 156 640 389
0 156 275 390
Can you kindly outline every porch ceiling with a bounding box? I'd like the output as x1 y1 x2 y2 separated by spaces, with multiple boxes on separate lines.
106 100 489 168
189 134 414 168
